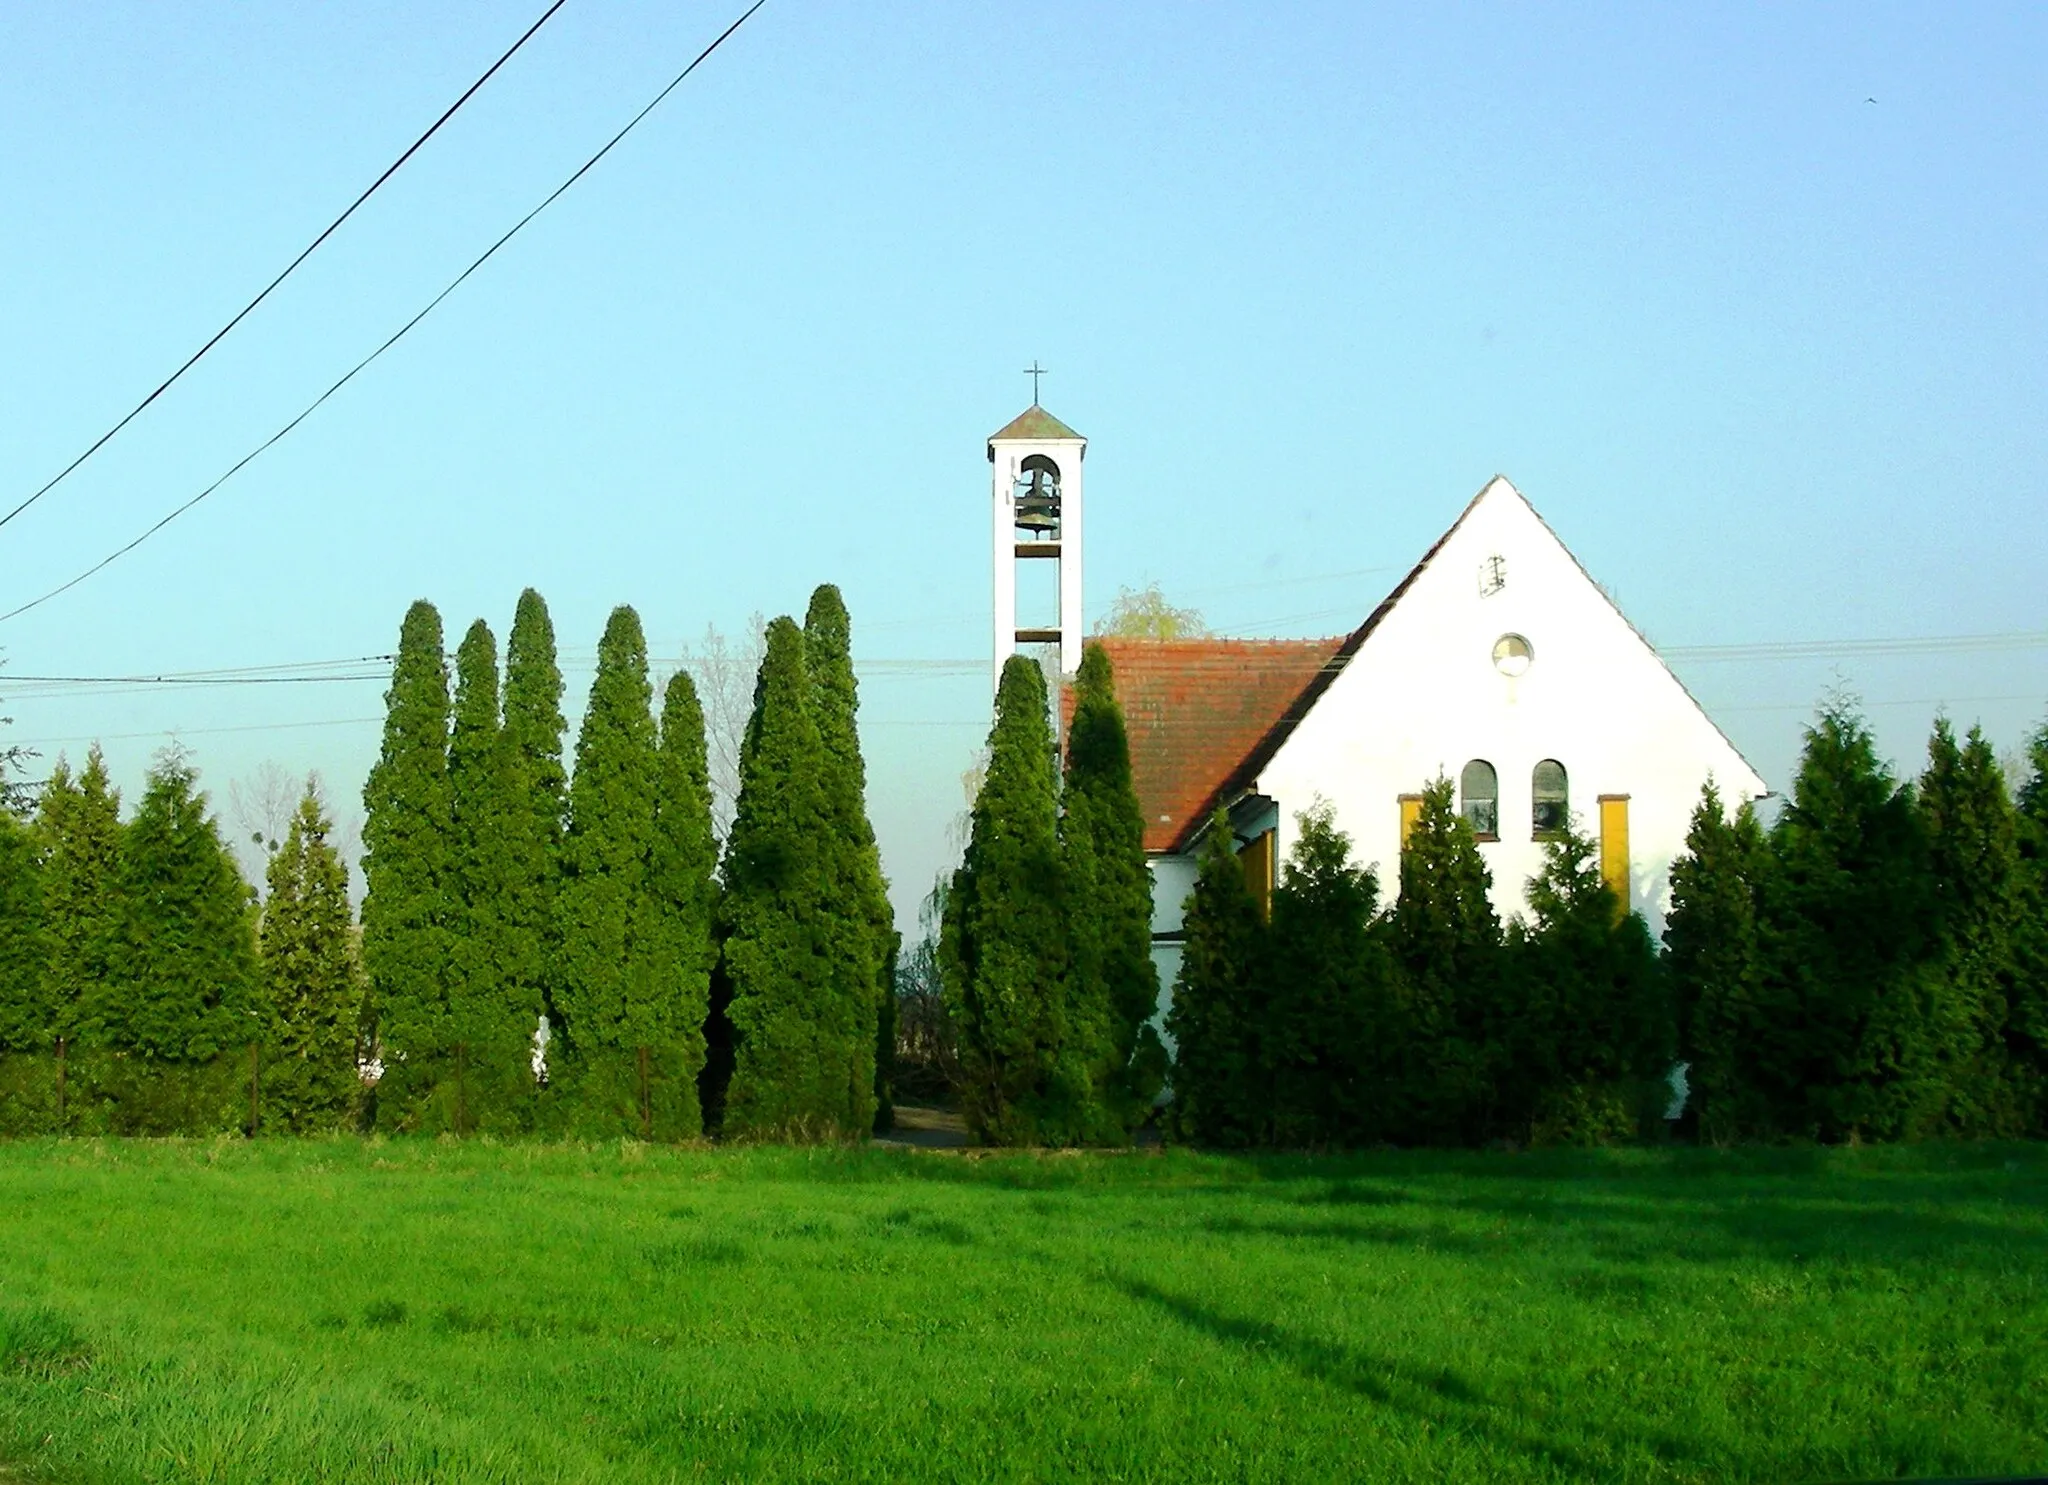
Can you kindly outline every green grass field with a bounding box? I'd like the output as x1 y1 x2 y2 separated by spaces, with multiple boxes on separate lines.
0 1138 2042 1484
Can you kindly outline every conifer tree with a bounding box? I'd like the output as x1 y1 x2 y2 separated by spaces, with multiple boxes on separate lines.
1262 803 1399 1146
1507 824 1670 1144
0 811 45 1053
1387 777 1502 1143
36 750 123 1050
1061 641 1163 1139
1163 810 1265 1146
721 617 868 1138
1919 719 2025 1135
502 588 566 1044
634 670 717 1138
940 655 1072 1143
1766 701 1945 1141
259 783 364 1130
445 618 538 1130
361 600 455 1126
2010 720 2048 1134
0 807 48 1134
803 584 893 1133
1666 781 1776 1142
552 605 663 1130
103 754 261 1062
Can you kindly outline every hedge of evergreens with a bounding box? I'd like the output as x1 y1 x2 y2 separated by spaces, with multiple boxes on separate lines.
0 585 891 1142
5 597 2045 1150
1165 700 2048 1147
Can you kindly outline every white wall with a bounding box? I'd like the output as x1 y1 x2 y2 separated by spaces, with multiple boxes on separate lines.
1145 854 1199 1046
1248 478 1765 933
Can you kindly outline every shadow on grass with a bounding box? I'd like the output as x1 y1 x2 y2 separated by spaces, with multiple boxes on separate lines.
1434 1186 2040 1277
502 1139 2041 1283
1198 1212 1508 1257
1107 1273 1708 1478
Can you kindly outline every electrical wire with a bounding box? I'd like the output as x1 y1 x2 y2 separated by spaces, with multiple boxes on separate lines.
17 682 2043 756
1707 693 2048 715
5 670 391 687
9 717 387 749
0 0 769 627
7 625 2048 696
1663 632 2048 662
0 0 570 534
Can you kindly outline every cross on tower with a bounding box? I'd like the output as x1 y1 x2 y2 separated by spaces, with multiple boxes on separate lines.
1023 361 1047 404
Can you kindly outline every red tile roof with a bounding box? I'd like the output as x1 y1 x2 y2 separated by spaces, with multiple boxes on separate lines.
1068 637 1349 852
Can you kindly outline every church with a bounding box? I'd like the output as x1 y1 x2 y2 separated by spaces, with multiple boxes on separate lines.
985 400 1768 1005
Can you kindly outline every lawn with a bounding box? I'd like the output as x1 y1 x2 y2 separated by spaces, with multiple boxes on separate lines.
0 1137 2042 1484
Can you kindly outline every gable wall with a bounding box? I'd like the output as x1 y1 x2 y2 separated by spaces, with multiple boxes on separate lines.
1246 480 1765 934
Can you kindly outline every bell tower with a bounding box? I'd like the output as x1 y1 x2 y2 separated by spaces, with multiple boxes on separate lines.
988 389 1085 686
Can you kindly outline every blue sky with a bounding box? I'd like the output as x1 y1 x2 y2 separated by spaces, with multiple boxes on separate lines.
3 1 2044 925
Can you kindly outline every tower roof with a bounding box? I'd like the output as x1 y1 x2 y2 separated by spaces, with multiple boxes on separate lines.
989 404 1084 443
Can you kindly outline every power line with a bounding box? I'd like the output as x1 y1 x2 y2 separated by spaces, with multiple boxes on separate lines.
1708 693 2048 715
5 670 390 687
18 684 2044 756
1663 632 2048 663
0 0 769 627
0 0 570 534
11 716 387 749
6 625 2043 700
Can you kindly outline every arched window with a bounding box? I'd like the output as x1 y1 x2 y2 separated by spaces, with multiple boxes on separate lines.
1532 759 1568 838
1459 760 1498 840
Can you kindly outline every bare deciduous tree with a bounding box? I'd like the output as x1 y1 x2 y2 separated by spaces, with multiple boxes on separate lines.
892 876 960 1105
229 760 307 893
669 615 766 842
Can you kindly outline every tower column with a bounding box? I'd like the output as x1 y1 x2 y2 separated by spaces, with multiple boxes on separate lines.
987 402 1087 691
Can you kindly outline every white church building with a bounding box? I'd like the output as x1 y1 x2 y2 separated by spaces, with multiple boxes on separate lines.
986 401 1768 1000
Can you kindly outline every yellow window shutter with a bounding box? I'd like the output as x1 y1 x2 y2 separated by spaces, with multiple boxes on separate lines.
1399 794 1423 847
1240 829 1276 923
1598 795 1630 906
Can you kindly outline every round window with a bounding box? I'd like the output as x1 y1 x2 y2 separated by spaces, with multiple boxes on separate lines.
1492 633 1533 677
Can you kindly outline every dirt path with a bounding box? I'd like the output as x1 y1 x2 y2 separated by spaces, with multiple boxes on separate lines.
874 1105 969 1149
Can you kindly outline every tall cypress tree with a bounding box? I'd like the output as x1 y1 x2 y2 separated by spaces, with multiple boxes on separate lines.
36 750 123 1051
1387 777 1502 1144
636 671 717 1138
0 810 46 1053
552 605 662 1131
1508 825 1671 1145
803 584 892 1134
720 617 865 1138
103 754 261 1063
503 588 566 1054
1162 810 1265 1146
1061 641 1163 1140
1262 803 1399 1147
446 618 537 1130
259 783 364 1131
0 806 48 1134
361 599 455 1128
2011 720 2048 1134
941 655 1070 1143
1666 781 1776 1143
1920 719 2026 1136
1767 701 1945 1142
